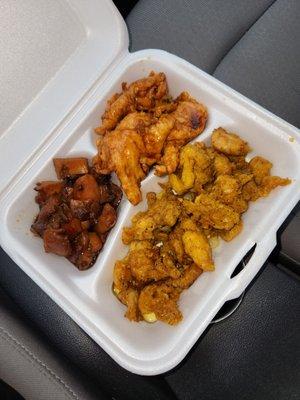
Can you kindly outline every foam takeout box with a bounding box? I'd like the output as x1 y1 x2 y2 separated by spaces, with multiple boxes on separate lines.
0 0 299 375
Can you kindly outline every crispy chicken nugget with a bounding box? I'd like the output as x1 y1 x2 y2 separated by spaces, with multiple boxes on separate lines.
184 193 240 230
182 230 214 271
138 283 182 325
122 193 181 244
212 127 250 156
95 72 167 135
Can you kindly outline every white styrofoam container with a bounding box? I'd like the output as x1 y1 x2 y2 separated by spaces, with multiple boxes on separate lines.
0 0 299 376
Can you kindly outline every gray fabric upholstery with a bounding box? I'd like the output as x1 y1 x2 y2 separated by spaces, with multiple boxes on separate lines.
279 203 300 265
127 0 274 73
0 288 106 400
165 264 300 400
214 0 300 127
0 249 173 400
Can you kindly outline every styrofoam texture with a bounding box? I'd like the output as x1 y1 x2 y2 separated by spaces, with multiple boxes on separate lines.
0 50 300 375
0 0 128 195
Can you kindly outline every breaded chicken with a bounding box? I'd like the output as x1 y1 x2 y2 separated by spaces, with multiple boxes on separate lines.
138 283 182 325
95 72 167 135
184 193 240 230
94 129 146 205
94 74 208 204
182 230 214 271
249 156 272 185
212 127 250 156
112 128 290 325
122 192 181 244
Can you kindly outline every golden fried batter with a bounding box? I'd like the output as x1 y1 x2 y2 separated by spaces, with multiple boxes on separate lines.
184 193 240 230
249 156 272 185
113 127 290 325
220 221 243 242
94 129 146 205
95 72 167 135
169 143 211 195
211 175 241 205
182 230 214 271
212 127 250 156
122 192 181 244
259 175 291 196
94 73 208 204
169 263 203 289
138 283 182 325
213 152 233 176
155 93 208 176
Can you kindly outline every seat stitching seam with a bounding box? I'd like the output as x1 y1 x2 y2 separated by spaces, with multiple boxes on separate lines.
212 0 277 75
0 327 79 400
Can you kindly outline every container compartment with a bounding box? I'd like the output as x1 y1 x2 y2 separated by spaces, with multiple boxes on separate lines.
1 50 300 375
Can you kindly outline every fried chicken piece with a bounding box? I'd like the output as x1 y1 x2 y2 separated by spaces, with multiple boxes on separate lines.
94 77 208 204
184 193 240 230
230 197 249 213
152 98 177 117
122 192 181 244
220 221 243 242
138 283 182 325
115 111 153 132
182 230 214 271
229 155 251 172
249 156 272 185
113 260 142 321
155 92 208 175
170 263 203 289
242 175 291 202
95 72 167 135
212 127 250 156
211 175 241 205
94 129 146 205
213 152 233 176
167 92 208 142
113 259 133 300
125 289 140 321
169 144 211 194
127 245 178 283
154 142 179 176
233 172 253 186
259 176 291 197
242 179 260 201
144 115 175 156
164 222 188 264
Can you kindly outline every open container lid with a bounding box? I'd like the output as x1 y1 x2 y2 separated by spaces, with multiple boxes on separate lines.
0 0 128 195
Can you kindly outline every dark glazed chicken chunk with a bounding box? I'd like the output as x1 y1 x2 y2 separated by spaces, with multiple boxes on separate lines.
32 158 122 270
53 158 89 179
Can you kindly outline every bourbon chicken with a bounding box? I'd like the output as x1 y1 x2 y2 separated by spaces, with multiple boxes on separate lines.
93 72 208 205
31 158 122 270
